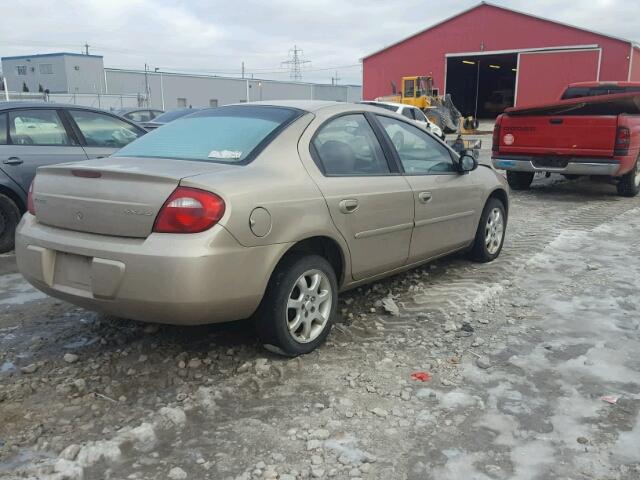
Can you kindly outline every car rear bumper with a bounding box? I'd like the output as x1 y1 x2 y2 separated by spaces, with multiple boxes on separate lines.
492 155 621 176
16 215 291 325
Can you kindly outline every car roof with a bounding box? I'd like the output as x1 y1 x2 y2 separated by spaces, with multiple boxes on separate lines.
0 101 114 114
114 107 162 114
233 100 344 113
360 100 406 110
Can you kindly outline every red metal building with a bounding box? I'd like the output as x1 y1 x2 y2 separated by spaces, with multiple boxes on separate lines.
362 2 640 117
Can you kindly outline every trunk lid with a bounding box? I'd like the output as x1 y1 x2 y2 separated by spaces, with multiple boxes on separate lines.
32 157 232 238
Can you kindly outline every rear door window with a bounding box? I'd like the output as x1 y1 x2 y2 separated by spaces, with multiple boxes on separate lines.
9 109 72 146
312 114 390 175
69 110 143 148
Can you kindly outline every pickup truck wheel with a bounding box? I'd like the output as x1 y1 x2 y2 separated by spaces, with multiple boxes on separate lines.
506 171 534 190
616 157 640 197
0 194 21 253
470 198 506 263
256 253 337 357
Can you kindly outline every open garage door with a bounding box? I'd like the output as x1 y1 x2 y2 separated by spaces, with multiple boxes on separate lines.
446 53 517 119
515 49 600 107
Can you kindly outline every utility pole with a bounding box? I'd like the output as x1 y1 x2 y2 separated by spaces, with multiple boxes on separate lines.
144 63 150 107
331 70 340 86
84 42 90 55
282 45 310 81
241 61 245 79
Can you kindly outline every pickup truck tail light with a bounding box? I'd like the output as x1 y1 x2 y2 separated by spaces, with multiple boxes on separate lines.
27 181 35 215
153 187 225 234
492 115 503 152
614 126 630 156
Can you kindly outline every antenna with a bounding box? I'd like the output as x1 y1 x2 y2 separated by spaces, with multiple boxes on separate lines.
282 45 310 81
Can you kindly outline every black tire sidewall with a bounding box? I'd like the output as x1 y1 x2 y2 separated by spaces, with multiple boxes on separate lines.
506 171 534 190
0 194 21 253
472 198 506 262
257 254 337 356
617 157 640 197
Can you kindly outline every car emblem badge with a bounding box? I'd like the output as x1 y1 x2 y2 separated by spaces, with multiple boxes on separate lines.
76 211 84 221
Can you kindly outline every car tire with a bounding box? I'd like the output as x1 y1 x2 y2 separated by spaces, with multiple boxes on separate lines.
0 194 21 254
506 171 534 190
470 198 506 263
616 156 640 197
256 253 337 357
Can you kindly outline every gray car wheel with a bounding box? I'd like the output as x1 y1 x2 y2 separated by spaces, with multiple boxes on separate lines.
256 253 337 356
470 198 506 263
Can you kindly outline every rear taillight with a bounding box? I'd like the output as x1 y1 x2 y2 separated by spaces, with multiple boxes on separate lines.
614 126 631 156
492 115 503 153
27 181 35 215
153 187 225 234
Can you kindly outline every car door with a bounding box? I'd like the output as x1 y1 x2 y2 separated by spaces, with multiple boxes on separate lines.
375 114 482 261
305 113 414 280
66 109 145 159
0 108 87 192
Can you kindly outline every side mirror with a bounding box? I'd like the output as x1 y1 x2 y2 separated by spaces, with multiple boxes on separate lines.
459 153 478 173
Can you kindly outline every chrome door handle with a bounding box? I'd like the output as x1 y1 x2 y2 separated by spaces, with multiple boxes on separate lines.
339 199 359 214
3 157 23 165
418 191 433 203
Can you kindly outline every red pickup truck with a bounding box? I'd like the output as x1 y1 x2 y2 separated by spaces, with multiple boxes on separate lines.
492 82 640 197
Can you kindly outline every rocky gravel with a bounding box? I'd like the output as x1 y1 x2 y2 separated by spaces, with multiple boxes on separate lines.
1 161 640 479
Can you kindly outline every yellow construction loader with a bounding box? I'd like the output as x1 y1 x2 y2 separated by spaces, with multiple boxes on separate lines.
376 76 468 133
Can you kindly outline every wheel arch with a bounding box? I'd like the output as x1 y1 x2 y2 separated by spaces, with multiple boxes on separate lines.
273 235 348 287
0 183 26 213
487 188 509 216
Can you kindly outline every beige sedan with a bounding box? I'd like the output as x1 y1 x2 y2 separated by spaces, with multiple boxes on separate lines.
16 101 508 356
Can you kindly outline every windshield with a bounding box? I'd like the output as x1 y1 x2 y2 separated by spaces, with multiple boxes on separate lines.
115 105 303 164
151 108 200 123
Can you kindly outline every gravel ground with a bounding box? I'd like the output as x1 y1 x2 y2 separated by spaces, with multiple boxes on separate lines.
1 142 640 480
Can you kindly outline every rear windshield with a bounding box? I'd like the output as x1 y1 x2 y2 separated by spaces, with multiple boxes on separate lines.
115 106 303 164
561 86 640 100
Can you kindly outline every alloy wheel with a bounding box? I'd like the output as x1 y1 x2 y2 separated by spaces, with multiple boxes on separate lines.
286 269 332 343
485 208 504 255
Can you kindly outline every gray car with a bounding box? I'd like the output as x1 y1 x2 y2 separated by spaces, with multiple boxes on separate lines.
0 102 146 252
17 101 508 356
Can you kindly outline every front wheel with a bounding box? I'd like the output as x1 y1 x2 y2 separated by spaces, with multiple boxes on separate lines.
256 253 337 356
470 198 506 263
617 157 640 197
506 171 534 190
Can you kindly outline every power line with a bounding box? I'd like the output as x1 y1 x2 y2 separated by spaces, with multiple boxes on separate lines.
281 45 310 81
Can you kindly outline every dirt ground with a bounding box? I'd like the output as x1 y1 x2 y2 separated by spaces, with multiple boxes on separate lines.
1 144 640 480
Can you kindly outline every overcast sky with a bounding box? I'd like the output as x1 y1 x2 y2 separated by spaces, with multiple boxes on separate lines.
1 0 638 85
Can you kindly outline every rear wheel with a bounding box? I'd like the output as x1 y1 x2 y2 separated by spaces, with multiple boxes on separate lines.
0 194 21 253
470 198 506 263
256 253 337 356
506 171 534 190
616 157 640 197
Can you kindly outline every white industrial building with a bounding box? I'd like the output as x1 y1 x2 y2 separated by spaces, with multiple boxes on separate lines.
1 52 362 109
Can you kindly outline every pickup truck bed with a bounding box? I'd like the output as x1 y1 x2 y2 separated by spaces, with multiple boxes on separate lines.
492 92 640 196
